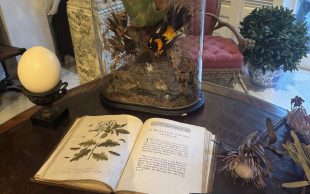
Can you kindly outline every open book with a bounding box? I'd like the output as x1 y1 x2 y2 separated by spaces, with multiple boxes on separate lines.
33 115 216 194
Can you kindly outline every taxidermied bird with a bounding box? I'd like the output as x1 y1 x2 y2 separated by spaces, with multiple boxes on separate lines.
106 12 137 54
148 5 191 54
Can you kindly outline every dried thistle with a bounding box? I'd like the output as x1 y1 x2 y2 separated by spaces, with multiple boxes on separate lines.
282 96 310 190
223 150 268 189
291 96 305 110
286 96 310 143
222 132 269 189
221 118 276 189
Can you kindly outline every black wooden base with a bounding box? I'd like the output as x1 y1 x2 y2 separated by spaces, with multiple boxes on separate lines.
100 92 205 116
31 107 69 128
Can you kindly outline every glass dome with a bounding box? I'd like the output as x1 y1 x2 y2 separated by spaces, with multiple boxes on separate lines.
91 0 206 115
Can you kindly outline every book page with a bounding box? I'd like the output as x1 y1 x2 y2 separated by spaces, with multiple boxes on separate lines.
34 115 143 191
117 118 212 194
203 132 216 193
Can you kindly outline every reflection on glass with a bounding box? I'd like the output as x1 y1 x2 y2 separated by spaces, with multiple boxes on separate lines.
296 0 310 53
91 0 205 112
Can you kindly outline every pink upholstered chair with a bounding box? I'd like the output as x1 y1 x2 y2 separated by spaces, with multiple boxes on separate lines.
180 0 254 91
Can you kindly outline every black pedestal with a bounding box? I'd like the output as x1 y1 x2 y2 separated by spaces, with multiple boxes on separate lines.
31 106 69 128
100 92 205 116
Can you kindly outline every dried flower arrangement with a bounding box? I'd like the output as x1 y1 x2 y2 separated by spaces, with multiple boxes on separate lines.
221 97 310 190
286 96 310 143
221 118 277 189
282 130 310 189
97 0 203 110
282 96 310 190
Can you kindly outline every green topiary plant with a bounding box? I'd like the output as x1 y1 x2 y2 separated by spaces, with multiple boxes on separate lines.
240 6 309 73
121 0 169 27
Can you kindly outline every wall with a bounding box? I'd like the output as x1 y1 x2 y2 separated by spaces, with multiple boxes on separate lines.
0 0 55 51
0 0 55 80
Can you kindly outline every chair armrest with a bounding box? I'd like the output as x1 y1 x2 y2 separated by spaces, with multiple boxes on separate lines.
205 13 255 52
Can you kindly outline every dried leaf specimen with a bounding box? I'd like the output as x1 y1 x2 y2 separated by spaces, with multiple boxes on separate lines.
68 120 130 162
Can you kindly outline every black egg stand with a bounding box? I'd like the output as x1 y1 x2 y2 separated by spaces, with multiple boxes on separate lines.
21 81 69 128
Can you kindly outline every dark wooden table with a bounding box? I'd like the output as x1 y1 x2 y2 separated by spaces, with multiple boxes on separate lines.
0 80 307 194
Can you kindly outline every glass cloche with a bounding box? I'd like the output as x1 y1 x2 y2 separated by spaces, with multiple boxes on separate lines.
91 0 206 115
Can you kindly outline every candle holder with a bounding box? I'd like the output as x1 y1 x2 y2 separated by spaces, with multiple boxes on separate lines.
21 81 69 128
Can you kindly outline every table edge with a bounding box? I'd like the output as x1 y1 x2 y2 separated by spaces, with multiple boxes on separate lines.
0 79 287 135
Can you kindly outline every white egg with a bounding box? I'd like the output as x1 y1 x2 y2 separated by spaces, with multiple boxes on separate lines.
18 46 61 93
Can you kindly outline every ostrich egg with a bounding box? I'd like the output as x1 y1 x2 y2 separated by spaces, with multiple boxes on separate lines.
18 46 61 93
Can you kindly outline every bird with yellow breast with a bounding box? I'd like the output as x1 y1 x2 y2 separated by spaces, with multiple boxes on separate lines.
148 5 191 54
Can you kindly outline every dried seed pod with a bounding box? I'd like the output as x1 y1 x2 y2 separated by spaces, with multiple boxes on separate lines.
286 96 310 143
222 128 273 189
222 118 277 189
